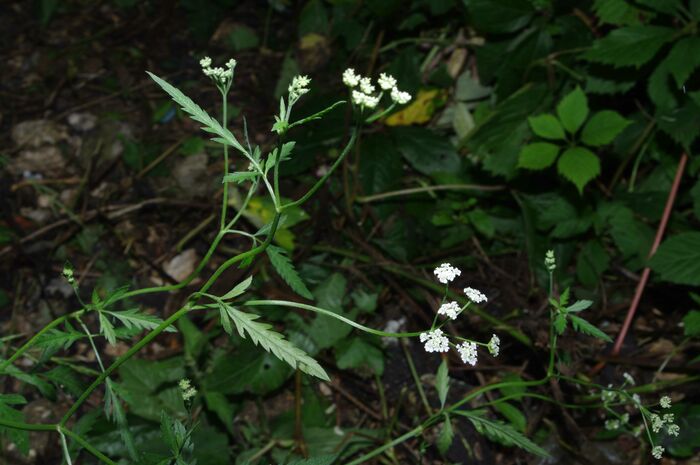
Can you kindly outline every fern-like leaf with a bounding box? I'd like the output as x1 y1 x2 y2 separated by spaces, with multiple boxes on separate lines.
266 245 313 299
569 314 612 342
35 327 84 351
98 312 117 345
146 72 248 157
455 411 549 457
221 304 329 381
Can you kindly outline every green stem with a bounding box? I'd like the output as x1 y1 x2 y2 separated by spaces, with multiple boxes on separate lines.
0 418 56 431
61 427 118 465
60 305 191 425
346 425 425 465
242 299 421 338
282 128 358 211
355 183 505 203
221 91 230 229
401 339 432 416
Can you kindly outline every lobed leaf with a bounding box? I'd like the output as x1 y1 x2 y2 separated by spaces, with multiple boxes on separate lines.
557 147 600 193
221 304 329 381
455 410 549 457
569 314 612 342
266 245 313 299
146 72 248 156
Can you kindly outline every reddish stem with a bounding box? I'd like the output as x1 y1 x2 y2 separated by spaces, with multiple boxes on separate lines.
611 152 688 356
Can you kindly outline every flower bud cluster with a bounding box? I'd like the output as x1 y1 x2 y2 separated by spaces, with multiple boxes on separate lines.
288 75 311 101
342 68 412 110
200 56 236 87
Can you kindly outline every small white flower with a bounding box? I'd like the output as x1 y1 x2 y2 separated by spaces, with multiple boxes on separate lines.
359 77 375 94
433 263 461 284
199 56 212 68
605 419 620 430
363 94 379 109
457 341 478 366
342 68 360 87
438 301 461 320
651 445 664 460
377 73 397 90
464 287 487 304
666 423 680 436
419 329 449 353
660 396 672 409
390 86 412 104
623 372 635 385
632 393 641 405
650 413 664 433
487 334 500 357
662 413 674 424
225 58 236 69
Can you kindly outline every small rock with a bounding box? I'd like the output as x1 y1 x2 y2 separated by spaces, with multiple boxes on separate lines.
11 119 68 148
8 146 65 176
164 249 198 282
173 152 212 198
67 112 97 131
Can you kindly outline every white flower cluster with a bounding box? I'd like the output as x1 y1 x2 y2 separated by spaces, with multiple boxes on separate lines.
464 287 488 304
288 75 311 100
417 264 498 366
200 56 236 85
457 341 477 366
434 263 461 284
659 395 671 409
419 329 449 353
438 301 461 320
652 446 664 460
178 378 197 402
342 68 412 109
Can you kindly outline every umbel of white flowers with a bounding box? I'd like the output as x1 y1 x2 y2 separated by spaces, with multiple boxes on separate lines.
418 263 499 366
342 68 411 109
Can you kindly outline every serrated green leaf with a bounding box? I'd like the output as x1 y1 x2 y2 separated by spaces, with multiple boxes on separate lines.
99 312 117 345
584 26 675 68
518 142 560 170
569 314 612 342
585 76 635 95
455 410 549 457
593 0 644 25
566 300 593 313
221 276 253 300
437 414 454 454
649 232 700 286
222 171 259 184
581 111 631 146
665 37 700 88
554 313 568 335
146 72 248 156
557 147 600 193
557 87 588 134
436 360 450 409
221 304 329 381
105 309 175 333
266 245 313 299
528 114 565 140
35 327 84 351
